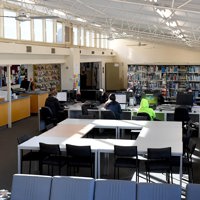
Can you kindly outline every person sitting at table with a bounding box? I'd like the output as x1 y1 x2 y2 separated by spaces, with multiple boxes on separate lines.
104 93 122 119
45 86 68 122
137 98 156 120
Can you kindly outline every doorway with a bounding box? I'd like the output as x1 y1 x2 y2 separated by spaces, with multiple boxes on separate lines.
80 62 100 100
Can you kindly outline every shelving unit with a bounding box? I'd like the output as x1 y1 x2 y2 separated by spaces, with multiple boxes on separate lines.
33 64 61 91
128 65 200 98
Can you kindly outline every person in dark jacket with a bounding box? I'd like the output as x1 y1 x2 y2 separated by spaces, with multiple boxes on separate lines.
104 93 122 119
45 87 67 122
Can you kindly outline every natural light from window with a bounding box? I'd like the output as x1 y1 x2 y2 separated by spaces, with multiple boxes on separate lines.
34 19 43 42
46 19 53 43
4 10 17 39
56 22 63 43
20 21 31 40
73 26 78 45
80 27 84 46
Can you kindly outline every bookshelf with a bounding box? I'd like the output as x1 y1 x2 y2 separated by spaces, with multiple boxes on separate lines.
128 65 200 98
33 64 61 91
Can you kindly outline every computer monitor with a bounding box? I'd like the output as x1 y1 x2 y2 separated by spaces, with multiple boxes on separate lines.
57 92 67 102
176 92 193 106
115 93 127 104
120 103 127 110
143 93 158 109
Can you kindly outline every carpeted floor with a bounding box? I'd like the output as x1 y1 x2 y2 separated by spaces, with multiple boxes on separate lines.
0 116 200 192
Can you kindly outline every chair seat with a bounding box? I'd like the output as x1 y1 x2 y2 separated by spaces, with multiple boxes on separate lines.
115 158 138 168
42 155 66 166
68 157 93 167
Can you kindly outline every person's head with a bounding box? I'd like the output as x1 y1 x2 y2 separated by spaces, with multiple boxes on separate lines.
109 93 116 101
186 87 192 93
49 86 57 97
139 98 149 108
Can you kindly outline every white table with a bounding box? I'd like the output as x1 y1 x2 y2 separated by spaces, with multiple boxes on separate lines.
18 119 182 184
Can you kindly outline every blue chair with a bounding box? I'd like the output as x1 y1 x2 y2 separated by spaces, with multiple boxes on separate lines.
94 179 136 200
137 183 181 200
10 174 52 200
50 176 95 200
186 183 200 200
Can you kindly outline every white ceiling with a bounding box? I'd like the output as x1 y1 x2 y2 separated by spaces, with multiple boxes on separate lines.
3 0 200 49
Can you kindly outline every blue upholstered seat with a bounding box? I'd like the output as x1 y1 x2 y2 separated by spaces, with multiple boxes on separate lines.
94 179 137 200
50 176 95 200
11 174 52 200
186 183 200 200
137 183 181 200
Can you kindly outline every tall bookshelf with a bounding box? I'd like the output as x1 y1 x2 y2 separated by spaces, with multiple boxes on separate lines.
33 64 61 91
128 65 200 98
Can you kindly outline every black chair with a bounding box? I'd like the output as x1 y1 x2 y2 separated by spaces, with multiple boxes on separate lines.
80 103 95 119
174 106 190 133
137 112 151 120
114 145 139 182
39 142 66 175
66 144 94 177
17 135 40 173
171 140 196 183
145 147 172 183
39 106 57 133
101 110 116 119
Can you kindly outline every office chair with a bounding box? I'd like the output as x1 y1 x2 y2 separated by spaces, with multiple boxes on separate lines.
101 110 116 119
171 140 196 183
39 106 57 133
66 144 94 177
80 103 96 119
17 135 40 174
114 145 139 182
137 112 151 120
39 142 67 175
145 147 172 183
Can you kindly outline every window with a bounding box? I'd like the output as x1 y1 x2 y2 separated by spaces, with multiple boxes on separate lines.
56 22 63 43
101 34 105 48
73 26 78 45
80 27 84 46
86 30 90 47
4 10 17 39
91 31 95 47
20 21 31 40
96 33 100 48
34 19 43 42
46 19 53 43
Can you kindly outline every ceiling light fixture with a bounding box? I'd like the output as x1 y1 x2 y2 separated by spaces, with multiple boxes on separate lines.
156 8 172 18
166 21 177 27
76 17 87 23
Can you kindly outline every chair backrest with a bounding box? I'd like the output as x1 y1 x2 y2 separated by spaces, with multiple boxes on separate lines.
94 179 136 200
186 183 200 200
40 106 54 121
11 174 52 200
137 112 151 120
66 144 92 158
132 115 149 120
50 176 95 200
101 110 116 119
137 183 181 200
39 143 61 157
174 106 190 122
17 135 33 145
147 147 171 160
114 145 137 158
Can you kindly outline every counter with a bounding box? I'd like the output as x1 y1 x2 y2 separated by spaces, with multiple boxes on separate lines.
0 95 30 127
21 91 48 114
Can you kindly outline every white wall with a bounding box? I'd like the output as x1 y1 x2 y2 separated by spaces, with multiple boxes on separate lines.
109 39 200 87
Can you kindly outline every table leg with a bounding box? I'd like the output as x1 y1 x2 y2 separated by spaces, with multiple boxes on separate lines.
179 155 182 186
17 147 21 174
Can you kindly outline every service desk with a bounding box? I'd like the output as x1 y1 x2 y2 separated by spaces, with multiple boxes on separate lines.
0 96 30 127
22 91 48 114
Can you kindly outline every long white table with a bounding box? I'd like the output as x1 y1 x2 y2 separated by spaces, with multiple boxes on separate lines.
18 119 182 184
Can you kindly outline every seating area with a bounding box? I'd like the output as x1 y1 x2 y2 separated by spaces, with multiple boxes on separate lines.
10 174 200 200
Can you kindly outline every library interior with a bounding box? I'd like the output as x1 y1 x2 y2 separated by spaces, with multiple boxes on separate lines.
1 0 200 199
